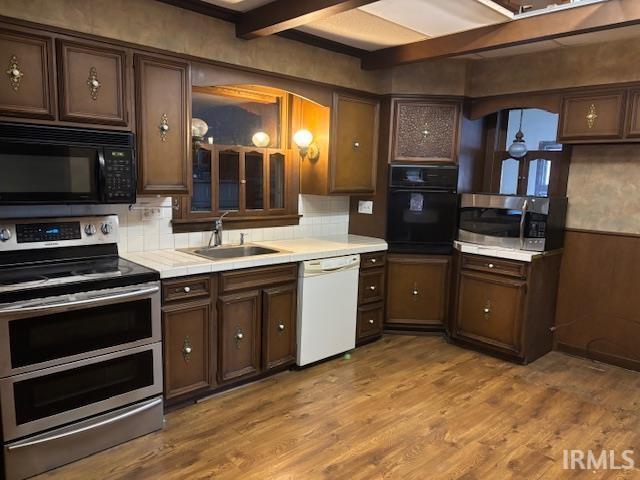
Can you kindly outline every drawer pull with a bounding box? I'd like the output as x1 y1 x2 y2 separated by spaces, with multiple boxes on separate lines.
182 336 192 362
488 263 495 269
412 289 419 296
369 285 376 291
159 113 170 141
277 323 285 333
235 327 244 348
370 258 377 264
368 319 374 325
183 286 191 293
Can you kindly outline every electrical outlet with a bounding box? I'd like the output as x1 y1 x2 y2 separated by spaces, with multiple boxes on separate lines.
358 200 373 215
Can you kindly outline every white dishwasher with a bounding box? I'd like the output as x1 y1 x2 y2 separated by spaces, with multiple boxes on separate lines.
296 254 360 366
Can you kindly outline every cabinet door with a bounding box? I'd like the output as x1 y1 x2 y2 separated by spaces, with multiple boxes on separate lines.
558 90 625 142
625 89 640 138
454 271 525 354
57 40 128 126
163 300 211 400
0 28 54 119
262 283 296 370
391 100 460 163
217 290 261 383
330 94 379 194
386 254 450 326
358 268 385 305
135 54 190 194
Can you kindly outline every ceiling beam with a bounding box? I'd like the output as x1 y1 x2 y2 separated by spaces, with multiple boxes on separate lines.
236 0 378 39
362 0 640 69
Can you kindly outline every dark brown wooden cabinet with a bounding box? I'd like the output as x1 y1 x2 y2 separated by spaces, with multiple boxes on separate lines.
356 251 386 344
135 53 190 195
162 275 215 402
390 99 461 163
558 89 626 142
57 39 129 126
449 251 562 364
217 290 262 383
330 93 379 194
163 299 212 400
262 284 297 370
455 271 525 354
385 254 450 330
0 27 55 120
217 263 298 384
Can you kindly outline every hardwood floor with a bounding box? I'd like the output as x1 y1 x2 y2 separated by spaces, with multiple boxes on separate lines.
36 336 640 479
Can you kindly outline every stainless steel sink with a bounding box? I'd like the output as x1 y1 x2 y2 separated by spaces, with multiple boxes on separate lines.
180 244 283 261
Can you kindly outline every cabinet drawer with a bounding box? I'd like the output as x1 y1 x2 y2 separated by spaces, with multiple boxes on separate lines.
162 276 211 303
461 255 526 279
357 302 383 341
360 251 386 270
219 263 297 294
358 269 385 304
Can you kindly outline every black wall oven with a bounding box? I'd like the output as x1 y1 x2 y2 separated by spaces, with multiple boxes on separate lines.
387 165 458 254
0 123 136 204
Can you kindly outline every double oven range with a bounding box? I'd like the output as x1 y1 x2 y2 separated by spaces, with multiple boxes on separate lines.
0 215 163 480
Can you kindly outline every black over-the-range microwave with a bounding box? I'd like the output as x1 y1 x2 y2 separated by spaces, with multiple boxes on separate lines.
0 123 136 204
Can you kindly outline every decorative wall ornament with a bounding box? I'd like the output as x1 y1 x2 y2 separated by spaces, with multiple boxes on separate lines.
586 104 598 129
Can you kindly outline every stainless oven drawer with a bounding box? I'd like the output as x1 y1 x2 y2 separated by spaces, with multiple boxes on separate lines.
0 282 161 377
0 343 163 441
4 396 163 480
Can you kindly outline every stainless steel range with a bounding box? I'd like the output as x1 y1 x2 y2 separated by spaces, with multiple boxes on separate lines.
0 215 163 480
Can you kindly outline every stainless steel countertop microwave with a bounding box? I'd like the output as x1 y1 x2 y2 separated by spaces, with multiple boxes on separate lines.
0 123 136 205
458 193 567 252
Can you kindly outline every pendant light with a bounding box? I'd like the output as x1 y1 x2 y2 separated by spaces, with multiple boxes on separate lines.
508 109 528 159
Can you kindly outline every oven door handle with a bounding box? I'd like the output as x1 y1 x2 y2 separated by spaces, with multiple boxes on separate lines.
0 285 159 315
6 397 162 451
519 200 529 249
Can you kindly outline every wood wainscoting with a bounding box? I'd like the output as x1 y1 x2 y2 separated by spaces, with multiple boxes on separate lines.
554 228 640 371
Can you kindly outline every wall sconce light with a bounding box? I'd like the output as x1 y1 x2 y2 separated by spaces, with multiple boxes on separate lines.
252 131 270 148
293 129 320 160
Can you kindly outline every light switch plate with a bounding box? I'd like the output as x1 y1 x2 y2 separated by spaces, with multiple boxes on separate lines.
358 200 373 215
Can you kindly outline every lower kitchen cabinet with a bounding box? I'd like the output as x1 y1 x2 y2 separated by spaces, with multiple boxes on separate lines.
217 290 262 382
385 254 450 331
449 251 562 363
356 252 386 345
262 284 297 370
162 276 215 402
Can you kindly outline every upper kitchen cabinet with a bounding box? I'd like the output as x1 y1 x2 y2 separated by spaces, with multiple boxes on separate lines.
0 27 55 120
391 98 461 163
329 93 379 194
57 40 129 126
296 93 379 195
135 53 191 195
558 89 626 142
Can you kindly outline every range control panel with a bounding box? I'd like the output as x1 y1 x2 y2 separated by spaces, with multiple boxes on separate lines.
0 215 118 251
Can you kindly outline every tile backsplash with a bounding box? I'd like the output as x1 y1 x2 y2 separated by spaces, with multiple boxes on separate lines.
0 195 350 253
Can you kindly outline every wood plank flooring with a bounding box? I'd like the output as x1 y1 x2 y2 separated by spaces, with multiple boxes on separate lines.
36 336 640 479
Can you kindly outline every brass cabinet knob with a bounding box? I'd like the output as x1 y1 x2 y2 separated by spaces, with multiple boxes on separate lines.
483 300 492 319
412 289 419 296
182 337 192 361
159 113 170 141
369 285 376 291
488 263 495 269
368 319 374 324
87 66 101 100
236 332 244 340
183 286 191 293
483 308 491 314
6 55 23 91
277 323 285 332
586 104 598 129
370 258 377 264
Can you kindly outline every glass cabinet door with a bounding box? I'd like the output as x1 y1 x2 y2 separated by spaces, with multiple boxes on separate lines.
269 152 285 210
245 151 264 210
218 150 240 211
191 145 212 212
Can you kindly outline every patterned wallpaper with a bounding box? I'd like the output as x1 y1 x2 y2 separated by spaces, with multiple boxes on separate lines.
566 145 640 235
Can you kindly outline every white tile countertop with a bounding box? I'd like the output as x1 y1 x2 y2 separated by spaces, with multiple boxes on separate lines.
454 240 557 262
122 235 388 278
